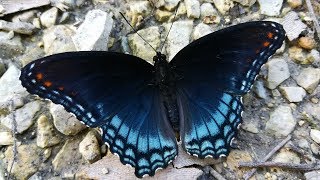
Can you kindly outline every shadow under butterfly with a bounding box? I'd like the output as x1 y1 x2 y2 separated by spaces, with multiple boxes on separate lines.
20 21 285 178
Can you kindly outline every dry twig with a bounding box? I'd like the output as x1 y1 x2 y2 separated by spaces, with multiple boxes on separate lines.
239 161 320 171
305 0 320 38
241 135 292 180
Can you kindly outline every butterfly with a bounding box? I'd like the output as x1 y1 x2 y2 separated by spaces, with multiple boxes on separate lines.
19 21 285 178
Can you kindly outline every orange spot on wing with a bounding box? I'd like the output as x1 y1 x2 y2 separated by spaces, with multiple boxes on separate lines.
58 87 64 91
36 73 43 80
44 81 52 87
263 41 270 47
267 32 274 39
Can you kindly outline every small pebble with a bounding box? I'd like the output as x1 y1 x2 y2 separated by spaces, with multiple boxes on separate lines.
298 37 316 50
287 0 303 8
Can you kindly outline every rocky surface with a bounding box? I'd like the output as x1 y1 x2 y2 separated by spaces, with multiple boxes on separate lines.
0 0 319 179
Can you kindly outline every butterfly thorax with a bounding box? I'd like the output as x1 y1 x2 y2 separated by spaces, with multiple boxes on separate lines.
153 53 179 131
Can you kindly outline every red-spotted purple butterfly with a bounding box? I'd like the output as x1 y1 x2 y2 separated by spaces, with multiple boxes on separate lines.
20 21 285 178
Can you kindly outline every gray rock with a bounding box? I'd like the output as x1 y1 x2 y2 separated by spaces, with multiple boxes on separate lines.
311 143 320 156
72 10 113 51
265 105 296 137
282 11 307 41
12 10 38 23
37 115 61 148
310 129 320 144
273 150 300 163
266 58 290 89
0 0 49 16
0 131 13 145
128 26 160 64
5 144 44 180
241 122 259 133
302 103 320 121
185 0 200 18
305 171 320 180
192 23 213 40
253 80 268 99
76 154 202 179
51 103 86 136
43 25 76 55
0 32 25 58
173 143 220 168
280 86 306 102
40 7 58 28
165 20 193 60
1 101 41 134
297 139 309 150
19 45 45 66
212 0 234 15
0 65 27 109
79 131 101 163
0 20 35 35
257 0 283 16
233 0 256 6
309 50 320 66
296 67 320 93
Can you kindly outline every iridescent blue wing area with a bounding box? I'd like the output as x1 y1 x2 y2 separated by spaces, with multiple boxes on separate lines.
170 21 285 158
20 52 178 178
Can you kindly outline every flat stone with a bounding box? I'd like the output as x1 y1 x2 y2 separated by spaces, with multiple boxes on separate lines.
173 143 220 168
279 86 306 102
40 7 58 28
192 23 213 40
258 0 283 16
0 20 35 35
1 101 41 134
52 137 87 173
296 67 320 93
273 150 300 163
72 10 113 51
51 103 87 136
282 11 307 41
12 10 38 23
43 25 76 55
79 131 101 163
0 0 50 17
212 0 234 15
185 0 200 18
128 26 160 64
0 32 25 58
310 129 320 144
266 58 290 89
165 20 193 60
0 65 28 109
265 105 296 137
37 115 61 148
305 171 320 180
4 144 44 180
0 131 14 145
76 153 202 179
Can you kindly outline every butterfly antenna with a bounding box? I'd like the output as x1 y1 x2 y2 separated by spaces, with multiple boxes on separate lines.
120 12 157 53
160 2 180 53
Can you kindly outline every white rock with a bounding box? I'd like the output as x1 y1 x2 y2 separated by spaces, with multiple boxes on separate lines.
0 131 14 145
253 80 268 99
279 86 306 102
128 26 160 64
164 0 180 11
273 151 300 164
0 65 28 109
241 123 259 133
265 105 296 137
200 3 216 18
257 0 283 16
185 0 200 18
43 25 76 55
0 20 35 35
266 58 290 89
79 131 101 163
37 115 61 148
128 1 151 16
296 67 320 93
305 171 320 180
310 129 320 144
1 101 41 134
72 10 113 51
282 11 307 41
212 0 234 15
51 103 86 136
192 23 213 40
165 20 193 60
40 7 58 28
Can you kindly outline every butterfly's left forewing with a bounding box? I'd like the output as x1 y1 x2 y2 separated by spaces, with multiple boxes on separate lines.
170 21 285 158
20 52 178 177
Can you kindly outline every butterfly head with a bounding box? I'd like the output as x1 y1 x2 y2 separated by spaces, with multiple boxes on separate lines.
153 52 167 63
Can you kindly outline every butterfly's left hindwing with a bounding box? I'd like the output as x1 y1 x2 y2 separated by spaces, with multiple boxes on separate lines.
171 21 285 157
20 52 178 178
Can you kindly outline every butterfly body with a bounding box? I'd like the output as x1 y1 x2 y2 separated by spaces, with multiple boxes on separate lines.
19 21 286 178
